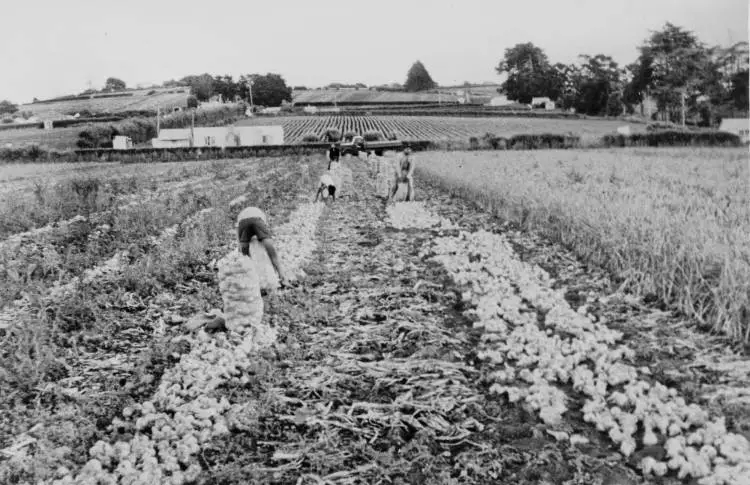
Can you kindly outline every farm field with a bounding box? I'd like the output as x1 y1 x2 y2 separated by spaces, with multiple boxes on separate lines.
0 126 82 150
0 160 241 240
1 114 645 150
237 115 644 142
292 89 460 105
1 154 748 485
418 148 750 342
19 89 189 120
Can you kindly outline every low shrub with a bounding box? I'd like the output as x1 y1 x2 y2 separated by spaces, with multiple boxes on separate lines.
302 133 319 142
322 128 341 142
343 131 357 142
508 133 577 150
601 130 741 148
363 131 381 142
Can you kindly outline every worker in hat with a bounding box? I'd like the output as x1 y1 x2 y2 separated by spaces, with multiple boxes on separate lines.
236 206 289 287
388 146 415 202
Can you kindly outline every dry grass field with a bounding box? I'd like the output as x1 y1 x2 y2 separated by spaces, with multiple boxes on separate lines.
418 147 750 342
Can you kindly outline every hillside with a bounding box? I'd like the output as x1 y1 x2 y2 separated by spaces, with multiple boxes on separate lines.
19 88 190 120
293 89 461 105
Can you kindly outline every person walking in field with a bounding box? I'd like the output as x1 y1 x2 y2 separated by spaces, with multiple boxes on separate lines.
314 172 339 203
388 146 415 202
236 206 290 288
327 142 341 170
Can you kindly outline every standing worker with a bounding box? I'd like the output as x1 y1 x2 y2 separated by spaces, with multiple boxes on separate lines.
388 146 415 202
327 142 341 170
236 206 290 288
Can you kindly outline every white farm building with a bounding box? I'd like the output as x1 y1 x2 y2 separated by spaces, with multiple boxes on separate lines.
150 125 284 148
718 118 750 144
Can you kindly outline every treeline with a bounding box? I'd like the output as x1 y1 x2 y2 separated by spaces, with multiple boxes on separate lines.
168 73 293 108
496 23 749 125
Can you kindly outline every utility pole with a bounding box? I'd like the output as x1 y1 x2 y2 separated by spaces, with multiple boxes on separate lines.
190 108 195 147
156 106 160 137
247 79 254 112
680 90 686 127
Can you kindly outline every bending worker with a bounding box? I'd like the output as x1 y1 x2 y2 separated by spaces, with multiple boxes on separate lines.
314 172 338 202
388 146 415 202
236 206 289 287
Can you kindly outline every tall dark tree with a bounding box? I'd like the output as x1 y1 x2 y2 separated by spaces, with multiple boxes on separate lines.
730 69 749 110
0 100 18 115
239 73 292 107
104 77 126 92
633 23 712 122
213 75 239 102
496 43 556 103
404 61 437 92
182 73 216 101
573 54 624 116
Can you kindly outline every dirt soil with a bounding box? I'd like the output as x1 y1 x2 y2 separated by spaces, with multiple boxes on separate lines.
196 160 658 485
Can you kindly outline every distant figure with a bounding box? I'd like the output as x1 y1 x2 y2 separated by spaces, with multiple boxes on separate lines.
327 143 341 170
315 173 338 202
236 206 289 287
388 146 415 202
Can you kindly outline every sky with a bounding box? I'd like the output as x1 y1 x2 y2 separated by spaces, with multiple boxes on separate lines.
1 0 747 104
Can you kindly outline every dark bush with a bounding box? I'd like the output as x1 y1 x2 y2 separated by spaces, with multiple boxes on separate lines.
343 131 357 142
363 131 381 142
302 133 319 142
601 130 741 147
469 136 480 150
323 128 341 142
509 133 571 150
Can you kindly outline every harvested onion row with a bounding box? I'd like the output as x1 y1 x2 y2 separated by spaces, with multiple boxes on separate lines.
429 228 750 485
386 201 457 230
50 201 325 485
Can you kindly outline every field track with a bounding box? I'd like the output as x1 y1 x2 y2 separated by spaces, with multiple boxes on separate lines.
1 156 748 485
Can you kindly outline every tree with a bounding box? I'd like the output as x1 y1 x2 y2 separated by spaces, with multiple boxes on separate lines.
730 69 749 111
0 100 18 115
213 75 239 102
573 54 624 116
633 23 712 123
404 61 437 92
239 73 292 107
104 77 126 92
182 74 216 101
495 43 555 103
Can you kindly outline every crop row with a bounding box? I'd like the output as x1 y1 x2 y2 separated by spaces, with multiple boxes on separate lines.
0 157 317 484
239 116 476 142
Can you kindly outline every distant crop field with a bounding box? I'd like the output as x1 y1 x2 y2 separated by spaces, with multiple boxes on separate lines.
237 115 645 142
418 147 750 342
19 89 188 120
2 114 647 150
292 89 459 105
0 126 81 150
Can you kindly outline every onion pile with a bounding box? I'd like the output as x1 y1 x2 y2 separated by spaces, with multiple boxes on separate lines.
430 229 750 485
386 201 456 230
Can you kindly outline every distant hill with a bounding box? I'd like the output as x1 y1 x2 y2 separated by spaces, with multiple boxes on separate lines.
293 89 460 106
20 87 189 120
